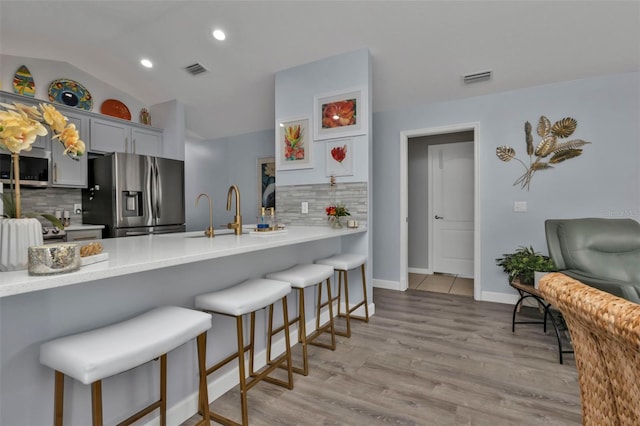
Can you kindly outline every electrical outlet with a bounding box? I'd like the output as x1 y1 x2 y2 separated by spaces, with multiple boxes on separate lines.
514 201 527 212
301 202 309 214
73 203 82 214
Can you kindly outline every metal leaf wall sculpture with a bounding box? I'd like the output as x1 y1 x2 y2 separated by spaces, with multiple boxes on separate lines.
496 115 591 190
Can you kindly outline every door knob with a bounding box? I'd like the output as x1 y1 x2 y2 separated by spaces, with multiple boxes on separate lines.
435 215 444 219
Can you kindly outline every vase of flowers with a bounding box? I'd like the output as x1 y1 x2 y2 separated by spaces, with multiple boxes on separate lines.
325 203 350 229
0 101 85 271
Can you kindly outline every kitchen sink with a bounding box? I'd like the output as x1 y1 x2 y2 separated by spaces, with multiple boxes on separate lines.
184 229 250 238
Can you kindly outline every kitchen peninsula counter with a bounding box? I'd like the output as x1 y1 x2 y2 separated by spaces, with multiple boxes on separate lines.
0 226 366 298
1 225 369 426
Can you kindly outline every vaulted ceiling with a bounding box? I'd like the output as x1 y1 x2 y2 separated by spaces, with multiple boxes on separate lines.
1 1 638 141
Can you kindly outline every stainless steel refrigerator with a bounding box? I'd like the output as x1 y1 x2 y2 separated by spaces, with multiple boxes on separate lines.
82 153 185 237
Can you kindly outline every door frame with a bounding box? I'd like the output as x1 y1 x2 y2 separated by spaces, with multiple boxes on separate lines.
400 122 481 300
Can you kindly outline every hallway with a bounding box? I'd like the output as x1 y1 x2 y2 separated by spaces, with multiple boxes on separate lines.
408 273 474 297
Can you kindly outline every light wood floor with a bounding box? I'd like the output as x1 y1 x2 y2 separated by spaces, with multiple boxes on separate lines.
184 288 581 425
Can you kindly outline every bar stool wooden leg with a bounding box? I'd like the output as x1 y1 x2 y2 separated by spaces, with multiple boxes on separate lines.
159 354 167 426
54 371 64 426
249 312 256 377
316 281 323 331
298 289 309 375
91 381 103 426
237 315 249 426
342 270 352 337
361 264 370 321
196 333 210 425
282 297 294 387
267 305 274 366
324 278 336 349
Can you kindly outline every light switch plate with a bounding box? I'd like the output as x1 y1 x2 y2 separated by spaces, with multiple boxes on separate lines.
514 201 527 212
301 202 309 214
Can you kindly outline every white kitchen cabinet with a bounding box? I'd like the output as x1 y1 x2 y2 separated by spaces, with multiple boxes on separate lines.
90 117 162 156
51 111 88 188
65 228 102 242
89 118 129 153
131 127 161 156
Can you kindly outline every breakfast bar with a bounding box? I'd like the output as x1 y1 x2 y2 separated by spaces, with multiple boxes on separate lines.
0 226 368 426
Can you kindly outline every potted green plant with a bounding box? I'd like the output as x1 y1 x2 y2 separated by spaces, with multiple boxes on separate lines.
495 246 557 285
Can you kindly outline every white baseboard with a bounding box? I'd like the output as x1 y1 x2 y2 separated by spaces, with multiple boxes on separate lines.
407 267 432 274
373 278 402 290
480 290 519 305
144 300 375 426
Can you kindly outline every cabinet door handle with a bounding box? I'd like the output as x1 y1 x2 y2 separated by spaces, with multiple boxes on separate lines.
125 137 129 153
133 139 136 153
53 163 58 182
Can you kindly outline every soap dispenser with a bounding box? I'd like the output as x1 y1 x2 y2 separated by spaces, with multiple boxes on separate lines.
268 207 276 230
257 207 269 230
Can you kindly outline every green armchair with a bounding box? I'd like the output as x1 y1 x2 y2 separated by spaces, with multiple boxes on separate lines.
545 218 640 303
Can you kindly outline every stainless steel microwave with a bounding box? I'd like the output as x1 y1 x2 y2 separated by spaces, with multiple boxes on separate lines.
0 149 50 187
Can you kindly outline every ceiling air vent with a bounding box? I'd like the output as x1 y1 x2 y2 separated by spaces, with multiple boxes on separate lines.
463 70 492 84
184 63 208 76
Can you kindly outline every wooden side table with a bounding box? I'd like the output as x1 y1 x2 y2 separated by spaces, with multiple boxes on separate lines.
510 280 574 364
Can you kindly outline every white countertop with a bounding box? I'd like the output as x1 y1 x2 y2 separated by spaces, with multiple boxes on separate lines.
64 224 105 231
0 225 366 298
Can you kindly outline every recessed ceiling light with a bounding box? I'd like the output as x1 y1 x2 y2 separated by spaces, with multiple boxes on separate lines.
212 29 226 41
140 59 153 68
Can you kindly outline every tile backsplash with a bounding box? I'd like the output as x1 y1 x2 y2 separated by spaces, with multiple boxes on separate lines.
9 187 82 225
276 182 367 226
8 183 368 228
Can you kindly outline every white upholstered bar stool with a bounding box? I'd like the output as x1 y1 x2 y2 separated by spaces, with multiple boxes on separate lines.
194 278 294 426
266 264 336 376
39 306 212 426
315 253 369 338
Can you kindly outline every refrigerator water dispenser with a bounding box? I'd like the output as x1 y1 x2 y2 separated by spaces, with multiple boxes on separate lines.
122 191 142 217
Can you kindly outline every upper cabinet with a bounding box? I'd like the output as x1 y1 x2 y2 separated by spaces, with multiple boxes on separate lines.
90 117 162 156
131 127 161 156
89 118 128 153
51 110 88 188
1 91 165 189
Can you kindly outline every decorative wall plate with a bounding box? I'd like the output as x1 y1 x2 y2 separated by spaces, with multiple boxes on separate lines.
139 108 151 125
48 79 93 110
101 99 131 120
13 65 36 97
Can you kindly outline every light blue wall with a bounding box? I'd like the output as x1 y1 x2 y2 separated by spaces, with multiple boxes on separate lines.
373 72 640 300
0 55 146 115
1 54 184 160
274 48 373 306
185 129 274 230
275 48 371 186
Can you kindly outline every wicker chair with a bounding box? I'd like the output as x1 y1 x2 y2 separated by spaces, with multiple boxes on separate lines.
539 273 640 426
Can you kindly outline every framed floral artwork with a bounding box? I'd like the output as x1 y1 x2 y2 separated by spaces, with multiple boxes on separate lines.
276 117 313 170
313 88 367 140
257 157 275 210
325 138 354 177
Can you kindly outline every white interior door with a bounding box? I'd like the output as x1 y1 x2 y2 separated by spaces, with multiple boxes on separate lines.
429 141 474 277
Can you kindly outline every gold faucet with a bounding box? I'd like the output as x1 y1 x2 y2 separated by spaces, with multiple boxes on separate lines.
226 184 242 235
195 193 214 238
